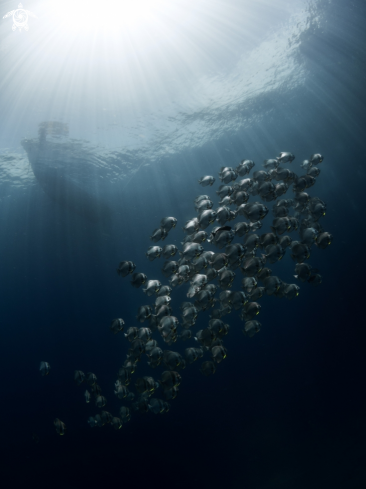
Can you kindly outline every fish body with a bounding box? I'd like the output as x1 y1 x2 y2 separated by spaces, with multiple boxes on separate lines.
256 268 272 281
111 417 122 430
157 285 172 297
264 244 285 264
198 175 215 186
220 170 237 184
271 217 290 235
232 221 250 236
179 330 192 341
212 346 227 363
119 406 131 422
248 287 265 301
210 253 229 270
300 159 312 171
290 241 310 263
138 327 152 343
263 158 280 169
117 261 136 277
283 284 300 300
86 372 97 386
147 347 164 367
274 183 289 197
240 302 261 321
195 195 210 203
150 228 168 242
198 210 217 230
195 199 213 213
277 152 295 164
235 178 253 191
185 347 204 364
54 418 66 435
135 376 157 394
183 218 200 235
230 190 249 206
95 395 107 408
114 382 129 399
219 195 232 206
253 170 270 182
155 295 171 309
136 306 153 323
259 232 278 249
216 185 234 198
74 370 85 385
307 166 321 177
212 229 235 249
180 242 205 259
242 277 257 294
263 276 282 295
161 261 179 278
39 361 50 376
309 153 324 165
149 398 170 414
206 267 218 281
143 280 162 296
279 235 292 248
224 291 244 310
131 273 147 288
160 371 181 389
146 246 163 261
160 217 177 232
162 245 178 259
243 202 269 222
294 263 312 281
191 255 208 273
236 160 255 176
315 232 332 249
243 320 261 337
218 270 235 289
241 257 265 277
215 206 231 226
258 181 275 198
200 361 216 376
110 318 125 334
308 272 322 286
243 233 260 252
169 274 184 287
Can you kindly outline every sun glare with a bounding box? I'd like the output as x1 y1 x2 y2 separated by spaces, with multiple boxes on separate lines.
49 0 170 32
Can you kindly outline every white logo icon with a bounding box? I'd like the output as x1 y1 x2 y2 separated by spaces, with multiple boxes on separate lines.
3 3 37 31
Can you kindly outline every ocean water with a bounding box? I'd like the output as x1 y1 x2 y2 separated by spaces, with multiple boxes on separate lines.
0 0 365 488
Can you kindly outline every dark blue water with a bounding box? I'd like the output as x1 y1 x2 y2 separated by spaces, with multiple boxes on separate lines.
0 0 366 488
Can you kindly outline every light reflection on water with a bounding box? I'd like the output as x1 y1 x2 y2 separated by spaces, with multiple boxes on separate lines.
0 1 323 192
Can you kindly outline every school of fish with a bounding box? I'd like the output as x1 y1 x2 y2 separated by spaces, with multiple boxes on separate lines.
43 151 332 434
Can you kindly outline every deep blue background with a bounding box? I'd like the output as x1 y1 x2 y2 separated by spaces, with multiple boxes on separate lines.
1 1 366 488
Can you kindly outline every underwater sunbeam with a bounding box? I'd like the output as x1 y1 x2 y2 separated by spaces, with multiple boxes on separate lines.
49 0 175 32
